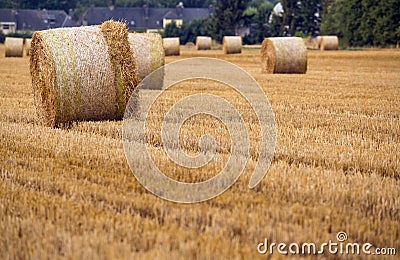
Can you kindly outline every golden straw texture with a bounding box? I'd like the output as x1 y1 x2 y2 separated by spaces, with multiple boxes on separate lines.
196 36 212 50
163 37 180 56
261 37 307 74
320 36 339 51
5 37 24 57
223 36 242 54
30 20 139 127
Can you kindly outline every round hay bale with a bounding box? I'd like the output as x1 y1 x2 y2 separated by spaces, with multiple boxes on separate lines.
129 32 165 89
320 36 338 51
261 37 307 74
128 32 165 80
25 38 32 56
223 36 242 54
196 36 212 50
5 37 24 57
30 20 140 127
162 37 180 56
185 42 195 48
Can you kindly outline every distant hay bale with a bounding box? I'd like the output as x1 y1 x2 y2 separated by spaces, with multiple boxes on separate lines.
320 36 338 50
162 37 180 56
261 37 307 74
185 42 195 48
5 37 24 57
30 20 140 127
25 38 32 56
196 36 212 50
223 36 242 54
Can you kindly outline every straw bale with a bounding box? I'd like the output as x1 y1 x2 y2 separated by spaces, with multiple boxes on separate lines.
185 42 195 48
5 37 24 57
196 36 212 50
128 32 164 89
163 37 180 56
128 32 164 81
261 37 307 74
223 36 242 54
320 36 339 50
30 20 139 127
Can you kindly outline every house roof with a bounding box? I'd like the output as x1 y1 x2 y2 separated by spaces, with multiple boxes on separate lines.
81 6 212 30
0 8 75 31
0 6 212 31
163 10 181 20
0 9 17 23
16 9 75 30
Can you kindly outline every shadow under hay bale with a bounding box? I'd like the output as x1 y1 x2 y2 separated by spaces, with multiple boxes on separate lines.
196 36 212 50
320 36 339 51
163 37 180 56
223 36 242 54
5 37 24 57
261 37 307 74
30 20 140 127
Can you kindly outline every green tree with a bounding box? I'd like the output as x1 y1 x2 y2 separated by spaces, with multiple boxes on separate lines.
181 18 213 43
0 30 5 43
212 0 247 41
163 20 181 38
321 0 400 47
163 18 213 44
279 0 321 36
243 1 274 44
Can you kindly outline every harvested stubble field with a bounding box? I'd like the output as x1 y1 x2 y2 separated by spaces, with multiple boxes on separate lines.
1 43 399 258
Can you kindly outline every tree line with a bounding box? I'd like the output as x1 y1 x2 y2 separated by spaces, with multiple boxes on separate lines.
1 0 399 47
164 0 399 47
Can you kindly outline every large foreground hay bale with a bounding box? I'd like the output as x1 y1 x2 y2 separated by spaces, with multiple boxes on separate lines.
320 36 338 50
261 37 307 74
196 36 211 50
223 36 242 54
162 37 180 56
30 20 140 127
25 38 32 56
5 37 24 57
